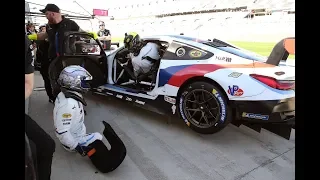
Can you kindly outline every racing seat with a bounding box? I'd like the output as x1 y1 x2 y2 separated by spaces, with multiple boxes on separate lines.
136 56 160 83
116 41 166 88
117 55 160 87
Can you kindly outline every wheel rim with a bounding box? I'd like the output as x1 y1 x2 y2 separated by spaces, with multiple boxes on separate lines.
183 89 221 128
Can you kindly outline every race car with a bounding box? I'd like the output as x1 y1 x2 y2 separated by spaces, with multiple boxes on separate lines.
49 32 295 140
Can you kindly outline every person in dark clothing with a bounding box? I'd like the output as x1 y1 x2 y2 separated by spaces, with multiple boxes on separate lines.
97 22 111 50
36 24 55 102
25 34 56 180
27 4 81 100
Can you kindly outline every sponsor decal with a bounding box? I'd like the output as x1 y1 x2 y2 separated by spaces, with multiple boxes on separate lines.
188 50 202 58
125 97 132 101
164 96 176 104
135 100 145 105
116 94 123 99
212 89 226 123
63 122 70 125
216 56 232 62
106 92 113 96
228 72 242 78
227 85 244 96
62 119 71 122
242 112 269 120
179 91 190 126
275 71 285 76
171 105 176 114
62 113 72 118
176 47 186 57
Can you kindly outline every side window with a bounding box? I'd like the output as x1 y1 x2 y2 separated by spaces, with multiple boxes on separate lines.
162 41 213 60
63 34 101 56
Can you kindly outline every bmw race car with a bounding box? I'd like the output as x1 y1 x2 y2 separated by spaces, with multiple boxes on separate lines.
49 32 295 140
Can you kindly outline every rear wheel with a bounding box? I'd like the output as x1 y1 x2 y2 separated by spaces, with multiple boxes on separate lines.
178 81 232 134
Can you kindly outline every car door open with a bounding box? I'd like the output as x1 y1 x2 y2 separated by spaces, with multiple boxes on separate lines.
49 31 108 89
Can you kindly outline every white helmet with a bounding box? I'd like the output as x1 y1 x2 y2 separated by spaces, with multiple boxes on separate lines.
58 65 93 93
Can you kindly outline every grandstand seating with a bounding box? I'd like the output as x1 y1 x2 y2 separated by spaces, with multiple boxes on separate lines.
105 0 295 42
108 0 294 18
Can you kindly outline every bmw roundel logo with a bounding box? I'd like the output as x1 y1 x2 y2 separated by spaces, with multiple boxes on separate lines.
176 47 186 57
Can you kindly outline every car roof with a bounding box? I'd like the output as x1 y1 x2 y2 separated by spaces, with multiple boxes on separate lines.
142 35 209 43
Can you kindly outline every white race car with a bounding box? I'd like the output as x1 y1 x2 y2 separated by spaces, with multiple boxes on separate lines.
49 32 295 140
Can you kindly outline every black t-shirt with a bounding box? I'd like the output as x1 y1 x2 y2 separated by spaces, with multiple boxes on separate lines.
97 29 111 37
36 40 50 64
25 34 34 74
46 17 80 59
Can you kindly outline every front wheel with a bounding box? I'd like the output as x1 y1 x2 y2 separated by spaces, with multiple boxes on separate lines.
178 81 232 134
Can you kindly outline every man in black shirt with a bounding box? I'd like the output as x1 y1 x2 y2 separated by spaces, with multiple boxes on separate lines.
25 34 56 180
27 4 81 100
97 22 111 50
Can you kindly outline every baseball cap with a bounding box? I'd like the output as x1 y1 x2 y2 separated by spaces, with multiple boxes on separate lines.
40 4 60 13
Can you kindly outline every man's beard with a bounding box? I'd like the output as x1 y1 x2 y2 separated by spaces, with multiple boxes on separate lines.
48 18 55 24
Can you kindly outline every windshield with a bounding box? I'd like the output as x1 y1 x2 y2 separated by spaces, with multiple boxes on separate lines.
168 35 266 62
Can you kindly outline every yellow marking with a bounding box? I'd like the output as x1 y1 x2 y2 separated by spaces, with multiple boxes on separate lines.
212 89 217 94
189 50 202 58
62 113 72 118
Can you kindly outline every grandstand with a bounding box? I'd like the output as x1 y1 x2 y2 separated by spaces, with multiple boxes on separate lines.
105 0 295 42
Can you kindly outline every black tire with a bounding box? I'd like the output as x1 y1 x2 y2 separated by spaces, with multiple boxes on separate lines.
178 81 232 134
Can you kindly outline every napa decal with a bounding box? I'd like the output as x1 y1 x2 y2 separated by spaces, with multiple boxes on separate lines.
188 50 202 58
242 112 269 120
227 85 244 96
212 89 226 123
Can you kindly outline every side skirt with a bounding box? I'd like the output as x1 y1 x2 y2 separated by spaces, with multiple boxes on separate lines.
91 87 178 117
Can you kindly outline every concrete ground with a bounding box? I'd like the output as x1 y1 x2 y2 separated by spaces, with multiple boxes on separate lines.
28 72 295 180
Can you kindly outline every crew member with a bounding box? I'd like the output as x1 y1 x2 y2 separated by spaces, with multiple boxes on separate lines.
36 24 55 102
53 65 126 173
97 22 111 50
124 32 160 77
53 65 102 152
25 34 56 180
27 3 98 100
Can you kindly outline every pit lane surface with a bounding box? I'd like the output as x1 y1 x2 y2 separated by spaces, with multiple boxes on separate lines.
28 72 295 180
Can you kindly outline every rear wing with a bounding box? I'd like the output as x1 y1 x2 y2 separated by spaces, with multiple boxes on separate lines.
266 37 295 66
